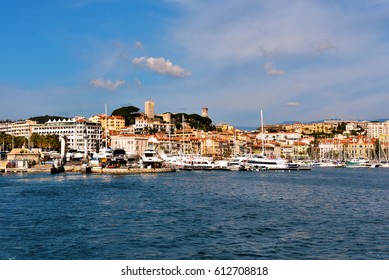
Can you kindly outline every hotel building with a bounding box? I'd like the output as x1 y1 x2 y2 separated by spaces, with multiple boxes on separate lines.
32 117 102 151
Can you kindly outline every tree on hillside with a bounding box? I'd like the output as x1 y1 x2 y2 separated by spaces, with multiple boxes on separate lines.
111 106 140 126
29 115 68 124
171 113 215 132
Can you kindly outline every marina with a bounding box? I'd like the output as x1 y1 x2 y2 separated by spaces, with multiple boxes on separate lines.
2 2 389 275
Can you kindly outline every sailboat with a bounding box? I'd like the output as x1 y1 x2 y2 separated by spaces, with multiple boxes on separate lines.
247 110 290 170
379 138 389 167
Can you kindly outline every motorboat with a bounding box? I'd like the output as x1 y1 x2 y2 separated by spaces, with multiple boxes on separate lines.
226 156 250 171
287 162 312 170
190 157 214 170
141 148 164 168
112 149 127 164
247 154 289 170
50 165 65 174
345 158 370 168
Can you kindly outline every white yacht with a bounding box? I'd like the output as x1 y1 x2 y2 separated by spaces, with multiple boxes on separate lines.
227 156 250 171
94 148 112 159
313 160 345 168
247 154 289 170
141 138 164 168
141 148 164 168
172 155 214 170
190 157 214 170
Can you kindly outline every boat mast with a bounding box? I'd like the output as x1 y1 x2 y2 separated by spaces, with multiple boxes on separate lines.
182 115 185 155
105 103 108 149
168 120 172 154
261 109 265 156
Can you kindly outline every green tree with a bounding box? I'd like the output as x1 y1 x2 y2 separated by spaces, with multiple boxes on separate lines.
171 113 215 132
111 106 140 126
29 115 67 124
0 133 12 151
29 133 60 150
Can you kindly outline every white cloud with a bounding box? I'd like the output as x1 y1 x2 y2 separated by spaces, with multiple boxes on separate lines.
90 78 126 90
134 78 142 89
285 102 300 107
134 41 143 49
312 39 336 53
258 46 279 58
265 63 285 76
169 0 385 63
132 57 191 78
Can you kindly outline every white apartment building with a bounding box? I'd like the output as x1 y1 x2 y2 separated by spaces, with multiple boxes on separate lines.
120 126 135 134
256 131 300 144
32 117 102 151
134 115 170 134
318 139 344 159
11 120 38 137
0 122 12 134
110 134 148 155
367 121 389 138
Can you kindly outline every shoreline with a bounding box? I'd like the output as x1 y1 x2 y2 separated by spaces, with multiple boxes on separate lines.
1 164 176 174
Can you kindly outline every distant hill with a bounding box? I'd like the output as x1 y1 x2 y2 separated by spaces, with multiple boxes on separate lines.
235 126 258 131
373 118 389 122
281 120 299 125
29 115 68 124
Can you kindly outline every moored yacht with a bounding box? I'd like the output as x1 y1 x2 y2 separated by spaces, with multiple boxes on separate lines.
345 158 370 168
227 156 250 171
247 154 289 170
190 157 214 170
140 138 164 168
287 161 312 170
141 148 164 168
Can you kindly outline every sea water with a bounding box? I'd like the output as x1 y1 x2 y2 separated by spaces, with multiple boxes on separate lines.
0 168 388 260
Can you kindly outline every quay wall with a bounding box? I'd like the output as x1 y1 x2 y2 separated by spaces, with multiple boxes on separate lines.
90 167 176 174
1 163 175 174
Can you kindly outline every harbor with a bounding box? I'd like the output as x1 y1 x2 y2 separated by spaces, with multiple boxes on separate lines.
2 102 389 176
1 168 388 260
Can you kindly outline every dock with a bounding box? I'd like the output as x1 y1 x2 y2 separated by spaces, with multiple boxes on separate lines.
90 167 176 174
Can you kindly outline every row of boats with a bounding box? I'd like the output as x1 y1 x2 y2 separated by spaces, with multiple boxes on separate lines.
163 156 389 171
140 149 389 171
137 151 311 171
311 159 389 168
53 145 389 173
63 146 312 172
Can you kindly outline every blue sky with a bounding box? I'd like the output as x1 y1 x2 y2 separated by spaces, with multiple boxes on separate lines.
1 0 389 127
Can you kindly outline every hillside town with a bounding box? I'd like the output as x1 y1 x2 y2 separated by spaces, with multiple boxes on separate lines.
1 99 389 172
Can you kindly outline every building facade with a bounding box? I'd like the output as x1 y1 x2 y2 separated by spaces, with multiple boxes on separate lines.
110 134 148 155
0 122 12 134
89 114 125 132
11 120 37 138
32 117 102 151
367 121 389 138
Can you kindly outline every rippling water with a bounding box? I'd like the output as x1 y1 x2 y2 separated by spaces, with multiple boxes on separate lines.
0 168 388 260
